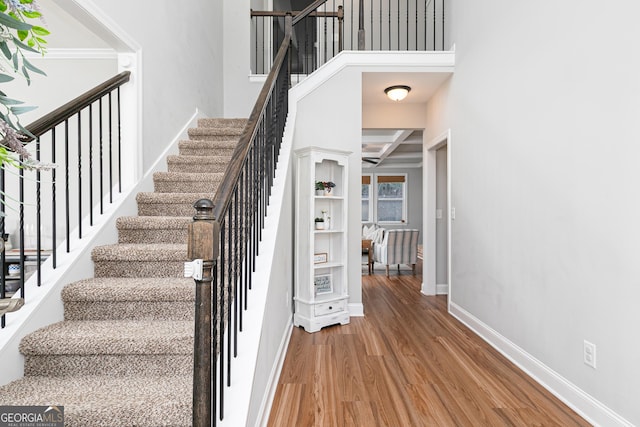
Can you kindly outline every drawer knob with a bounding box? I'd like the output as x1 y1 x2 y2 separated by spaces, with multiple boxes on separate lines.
329 306 332 310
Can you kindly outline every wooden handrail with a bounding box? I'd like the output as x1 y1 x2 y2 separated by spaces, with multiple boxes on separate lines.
292 0 328 25
211 25 291 222
251 10 340 18
23 71 131 141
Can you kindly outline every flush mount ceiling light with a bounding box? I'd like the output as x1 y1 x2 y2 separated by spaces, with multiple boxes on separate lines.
384 85 411 101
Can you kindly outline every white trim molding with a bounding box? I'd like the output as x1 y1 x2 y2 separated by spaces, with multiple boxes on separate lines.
349 303 365 317
24 48 117 60
449 302 635 427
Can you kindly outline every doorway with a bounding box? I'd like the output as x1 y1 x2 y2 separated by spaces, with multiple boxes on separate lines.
422 130 451 296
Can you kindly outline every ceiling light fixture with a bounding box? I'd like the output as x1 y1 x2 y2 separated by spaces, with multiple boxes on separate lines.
384 85 411 101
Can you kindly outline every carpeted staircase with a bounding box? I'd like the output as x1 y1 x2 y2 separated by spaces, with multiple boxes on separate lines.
0 118 246 426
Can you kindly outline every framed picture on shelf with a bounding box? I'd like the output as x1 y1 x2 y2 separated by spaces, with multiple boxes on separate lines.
313 253 328 264
314 274 332 295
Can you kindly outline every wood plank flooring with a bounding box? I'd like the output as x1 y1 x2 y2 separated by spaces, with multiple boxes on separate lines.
268 269 590 426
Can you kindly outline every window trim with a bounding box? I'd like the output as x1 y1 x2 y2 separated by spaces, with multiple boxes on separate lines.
361 174 373 223
374 173 408 225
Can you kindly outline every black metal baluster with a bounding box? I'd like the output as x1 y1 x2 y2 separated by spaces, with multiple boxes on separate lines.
51 129 57 268
117 87 123 193
227 206 233 384
77 112 82 239
19 156 25 297
64 119 70 253
388 0 391 50
108 92 113 204
36 137 41 286
441 0 444 50
433 0 436 50
89 104 94 226
218 219 225 421
1 166 5 328
415 0 418 50
99 98 104 215
211 262 218 425
397 0 400 49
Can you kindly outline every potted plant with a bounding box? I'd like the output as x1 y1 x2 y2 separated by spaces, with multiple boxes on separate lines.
315 181 336 196
314 217 325 230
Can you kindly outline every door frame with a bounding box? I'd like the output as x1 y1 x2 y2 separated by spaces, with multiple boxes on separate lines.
422 129 451 297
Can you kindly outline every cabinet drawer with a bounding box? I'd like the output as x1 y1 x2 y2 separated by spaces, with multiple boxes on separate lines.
314 300 346 316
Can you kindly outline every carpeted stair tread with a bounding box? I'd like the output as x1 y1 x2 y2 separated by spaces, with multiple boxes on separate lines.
20 320 193 356
153 172 224 193
167 155 230 173
136 192 215 216
0 116 246 424
62 278 194 302
188 127 243 140
197 117 247 128
92 243 186 261
0 375 191 426
62 278 195 321
117 216 192 243
117 216 191 229
178 139 238 154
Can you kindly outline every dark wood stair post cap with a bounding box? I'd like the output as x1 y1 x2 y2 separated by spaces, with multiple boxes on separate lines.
193 199 215 221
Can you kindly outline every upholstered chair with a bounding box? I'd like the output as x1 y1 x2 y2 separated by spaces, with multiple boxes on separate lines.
372 229 419 277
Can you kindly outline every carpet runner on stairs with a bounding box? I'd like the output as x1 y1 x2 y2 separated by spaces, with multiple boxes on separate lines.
0 118 246 426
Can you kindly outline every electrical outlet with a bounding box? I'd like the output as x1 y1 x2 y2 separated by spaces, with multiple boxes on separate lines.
584 340 596 369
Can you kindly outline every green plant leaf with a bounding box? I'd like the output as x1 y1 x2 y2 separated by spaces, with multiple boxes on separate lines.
22 10 41 19
0 41 11 59
17 29 27 41
0 74 14 83
0 98 23 107
35 37 47 44
22 58 45 76
0 94 25 105
12 36 39 53
21 64 30 84
31 25 49 36
0 11 32 31
0 1 7 13
11 105 37 115
12 51 18 69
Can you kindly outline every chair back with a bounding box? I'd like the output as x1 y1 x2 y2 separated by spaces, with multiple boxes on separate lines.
384 229 420 265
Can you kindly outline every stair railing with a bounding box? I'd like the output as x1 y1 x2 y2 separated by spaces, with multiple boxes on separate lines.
189 1 328 425
251 0 447 79
1 71 131 328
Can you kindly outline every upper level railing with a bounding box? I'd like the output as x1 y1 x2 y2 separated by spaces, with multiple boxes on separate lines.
189 1 329 424
0 71 131 326
251 0 446 79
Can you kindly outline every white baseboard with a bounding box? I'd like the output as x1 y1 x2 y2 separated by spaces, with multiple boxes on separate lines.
436 283 449 295
449 302 634 427
349 303 364 317
257 320 293 427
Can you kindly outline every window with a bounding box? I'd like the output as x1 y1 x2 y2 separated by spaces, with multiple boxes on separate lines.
361 175 372 222
376 175 406 224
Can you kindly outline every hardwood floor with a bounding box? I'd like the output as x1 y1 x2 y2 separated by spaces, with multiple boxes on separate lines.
267 269 590 426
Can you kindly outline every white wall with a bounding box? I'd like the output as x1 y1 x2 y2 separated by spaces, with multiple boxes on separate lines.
223 0 264 117
69 0 224 170
291 67 363 311
426 2 640 425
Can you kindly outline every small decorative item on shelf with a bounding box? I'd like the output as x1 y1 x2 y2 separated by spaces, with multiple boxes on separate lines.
315 181 336 196
321 209 331 230
314 217 325 230
8 264 20 277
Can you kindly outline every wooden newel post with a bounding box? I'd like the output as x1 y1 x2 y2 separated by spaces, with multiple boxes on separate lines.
189 199 219 427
